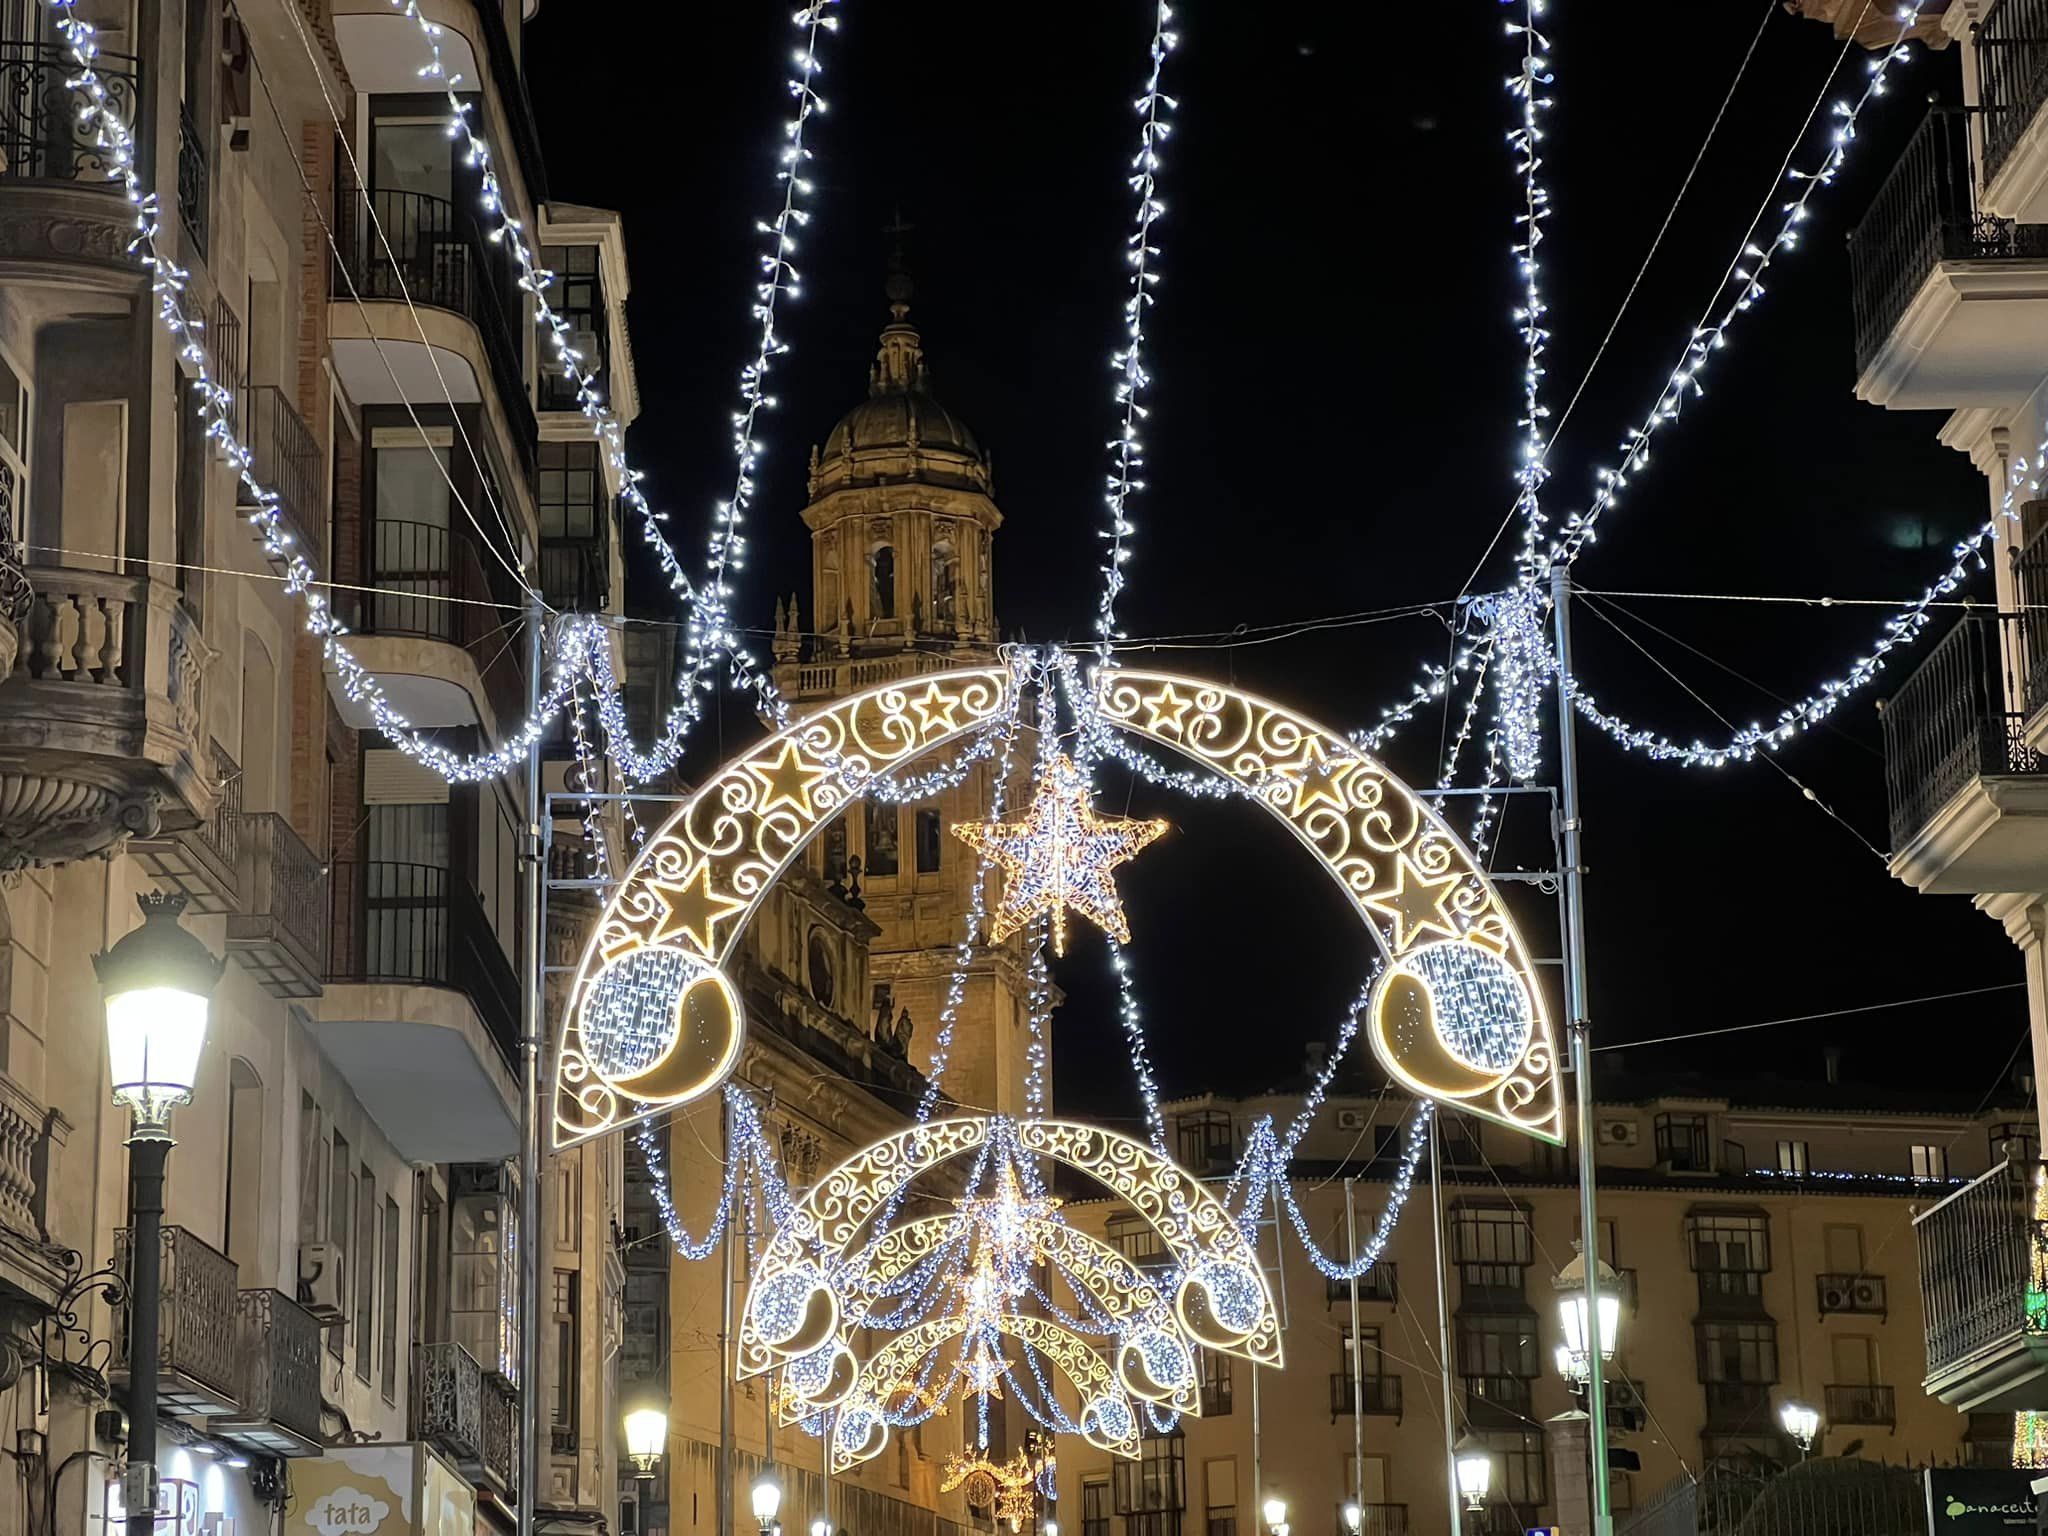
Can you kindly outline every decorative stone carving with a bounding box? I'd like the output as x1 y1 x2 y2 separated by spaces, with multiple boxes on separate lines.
0 776 159 870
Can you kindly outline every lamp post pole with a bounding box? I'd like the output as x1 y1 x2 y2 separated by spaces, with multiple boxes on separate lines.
123 1132 168 1536
1551 564 1611 1535
519 594 545 1536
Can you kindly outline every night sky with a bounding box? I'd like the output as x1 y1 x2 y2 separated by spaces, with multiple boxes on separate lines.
526 3 2027 1127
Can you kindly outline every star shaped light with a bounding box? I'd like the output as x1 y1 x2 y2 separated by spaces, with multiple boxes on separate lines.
953 754 1167 956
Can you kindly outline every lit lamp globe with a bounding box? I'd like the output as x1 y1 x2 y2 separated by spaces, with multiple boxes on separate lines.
1260 1497 1286 1535
811 1520 831 1536
752 1471 783 1532
623 1406 667 1477
1453 1436 1492 1513
1552 1249 1622 1385
1779 1400 1820 1454
1044 1522 1058 1536
93 892 223 1139
1341 1502 1361 1535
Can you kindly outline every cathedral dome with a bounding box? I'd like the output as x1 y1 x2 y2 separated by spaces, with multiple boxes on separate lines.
809 266 991 498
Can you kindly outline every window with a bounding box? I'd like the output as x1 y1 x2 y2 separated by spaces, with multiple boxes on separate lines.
1655 1112 1711 1172
821 820 848 885
363 803 452 982
1774 1140 1809 1175
1697 1320 1779 1384
1911 1144 1948 1181
1688 1208 1770 1308
1455 1312 1539 1381
1081 1479 1110 1536
1440 1117 1483 1167
931 536 960 626
381 1196 400 1401
538 441 605 608
354 1165 377 1380
806 929 836 1007
1450 1205 1534 1268
0 344 26 552
1992 1122 2040 1166
864 800 899 877
552 1269 580 1450
1822 1223 1865 1276
870 543 896 619
327 1131 351 1359
1107 1212 1166 1267
1112 1428 1185 1533
915 808 943 873
1344 1325 1385 1383
1175 1112 1234 1174
1203 1460 1236 1536
369 434 454 638
538 244 605 411
1199 1349 1231 1415
1485 1431 1547 1514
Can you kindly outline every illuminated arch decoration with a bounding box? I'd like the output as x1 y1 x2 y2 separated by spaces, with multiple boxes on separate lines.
739 1115 1276 1384
552 669 1015 1148
561 665 1560 1149
1094 671 1563 1144
832 1312 1140 1472
770 1210 1191 1425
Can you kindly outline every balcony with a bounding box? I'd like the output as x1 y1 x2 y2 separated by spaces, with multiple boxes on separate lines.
225 812 330 998
540 537 607 613
1848 108 2048 409
1979 0 2048 222
176 104 207 257
1326 1265 1398 1306
0 1068 71 1305
113 1225 240 1418
330 516 525 734
315 860 520 1162
1460 1374 1533 1430
1816 1272 1887 1319
236 385 326 568
131 741 240 912
0 567 215 868
0 36 136 185
413 1342 516 1499
1353 1508 1406 1536
329 174 536 473
1823 1383 1897 1427
1880 614 2048 893
1329 1373 1402 1421
1702 1381 1774 1432
214 1289 323 1455
1914 1158 2048 1410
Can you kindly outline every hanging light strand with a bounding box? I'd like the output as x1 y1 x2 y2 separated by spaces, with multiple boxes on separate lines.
1506 0 1555 582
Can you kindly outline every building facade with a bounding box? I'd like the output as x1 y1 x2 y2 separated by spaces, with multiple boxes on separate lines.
1056 1078 2031 1536
0 2 636 1535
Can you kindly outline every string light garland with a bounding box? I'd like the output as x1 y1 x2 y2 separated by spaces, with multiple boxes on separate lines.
1094 1 1179 670
1505 0 1555 584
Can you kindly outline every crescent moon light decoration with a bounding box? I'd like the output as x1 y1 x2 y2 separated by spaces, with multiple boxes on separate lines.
553 665 1562 1149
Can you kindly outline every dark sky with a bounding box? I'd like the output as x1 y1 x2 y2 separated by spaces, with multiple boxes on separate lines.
526 3 2027 1126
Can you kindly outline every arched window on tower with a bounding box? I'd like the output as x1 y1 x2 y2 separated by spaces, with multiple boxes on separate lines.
870 543 896 621
931 536 959 628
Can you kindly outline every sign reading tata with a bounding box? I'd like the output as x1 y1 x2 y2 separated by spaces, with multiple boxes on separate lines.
1924 1468 2037 1533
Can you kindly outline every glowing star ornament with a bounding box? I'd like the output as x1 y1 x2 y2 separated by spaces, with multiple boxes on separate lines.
953 754 1166 955
957 1333 1011 1399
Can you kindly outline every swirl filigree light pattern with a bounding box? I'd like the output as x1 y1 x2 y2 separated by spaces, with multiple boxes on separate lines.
1094 671 1563 1145
553 671 1014 1148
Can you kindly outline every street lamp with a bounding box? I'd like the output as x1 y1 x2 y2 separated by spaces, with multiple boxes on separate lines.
1551 1249 1622 1391
624 1405 667 1531
752 1469 783 1535
1779 1400 1821 1458
1341 1502 1361 1535
94 892 222 1536
1453 1436 1492 1515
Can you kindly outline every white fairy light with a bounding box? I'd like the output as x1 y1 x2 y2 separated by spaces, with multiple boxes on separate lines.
1506 0 1555 585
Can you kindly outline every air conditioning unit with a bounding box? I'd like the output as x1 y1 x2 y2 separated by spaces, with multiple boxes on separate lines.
1336 1109 1367 1131
1819 1283 1850 1313
297 1241 347 1324
1600 1120 1639 1147
1853 1280 1882 1310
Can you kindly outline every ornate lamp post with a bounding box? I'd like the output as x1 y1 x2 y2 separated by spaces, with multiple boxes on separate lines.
1779 1400 1820 1459
1341 1502 1361 1536
94 892 222 1536
1552 1249 1622 1392
624 1406 667 1531
1261 1495 1287 1536
1453 1436 1492 1523
752 1469 783 1536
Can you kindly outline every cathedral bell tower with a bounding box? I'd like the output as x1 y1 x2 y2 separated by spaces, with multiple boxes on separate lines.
774 260 1038 1119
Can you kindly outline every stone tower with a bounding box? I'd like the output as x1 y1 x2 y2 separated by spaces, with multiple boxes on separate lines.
771 263 1041 1118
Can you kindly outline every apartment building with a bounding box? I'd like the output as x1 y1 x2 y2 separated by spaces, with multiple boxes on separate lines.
1051 1071 2031 1536
0 0 637 1533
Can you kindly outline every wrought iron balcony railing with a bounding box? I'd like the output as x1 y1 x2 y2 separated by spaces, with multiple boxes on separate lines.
238 385 324 564
1822 1382 1896 1426
1353 1507 1407 1536
1879 613 2042 851
1978 0 2048 190
132 739 240 912
327 860 519 1065
216 1289 323 1454
348 515 527 729
1815 1272 1887 1318
414 1340 486 1464
227 811 329 998
0 38 137 185
1848 108 2048 374
1329 1373 1402 1419
330 176 537 466
1915 1158 2035 1380
2011 519 2048 716
114 1225 240 1417
483 1372 516 1495
177 104 207 256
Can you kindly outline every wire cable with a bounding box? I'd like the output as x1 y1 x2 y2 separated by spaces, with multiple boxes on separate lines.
1591 982 2026 1052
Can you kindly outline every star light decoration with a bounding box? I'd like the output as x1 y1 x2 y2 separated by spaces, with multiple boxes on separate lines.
953 753 1166 955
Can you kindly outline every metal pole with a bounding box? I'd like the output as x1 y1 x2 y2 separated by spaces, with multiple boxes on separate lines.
1551 564 1612 1536
1249 1176 1263 1527
518 594 545 1536
1343 1178 1363 1504
821 1409 834 1534
1429 1119 1459 1536
718 1092 736 1536
123 1133 170 1536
